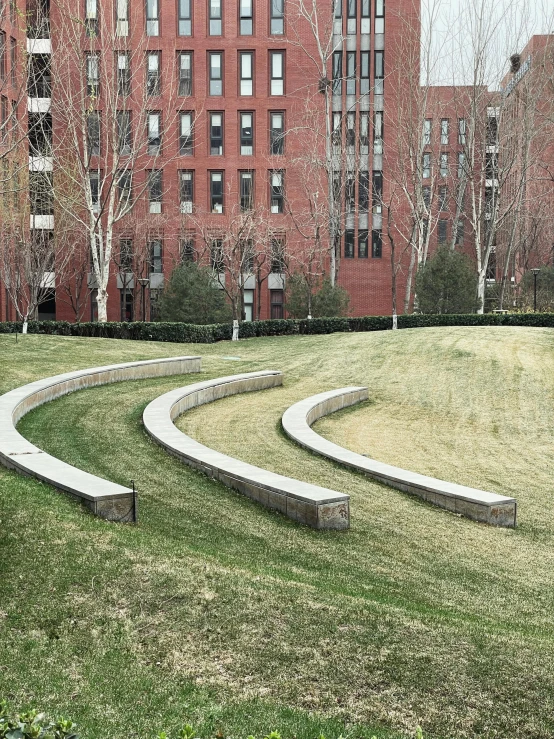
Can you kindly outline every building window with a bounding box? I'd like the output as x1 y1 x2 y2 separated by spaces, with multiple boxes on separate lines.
117 52 130 96
423 119 431 146
439 185 447 211
179 170 194 213
86 112 100 156
440 118 449 146
270 289 284 318
240 112 253 155
371 229 382 258
209 52 223 95
178 52 192 96
422 185 431 209
361 0 370 32
270 237 285 272
485 152 498 179
149 239 162 273
332 112 342 154
86 53 99 96
458 118 466 145
210 238 224 271
147 169 162 213
119 238 133 270
239 51 253 95
374 50 384 95
0 34 4 83
358 230 368 258
85 0 98 36
372 170 383 213
210 171 224 213
180 236 195 262
360 51 370 96
487 111 498 145
178 0 192 35
117 110 131 154
374 111 383 154
440 152 448 177
147 52 160 96
346 51 356 95
334 0 342 18
268 112 285 156
332 51 342 96
179 112 193 155
359 111 369 155
30 171 53 215
240 170 253 211
146 0 159 36
116 0 129 36
270 170 284 213
346 112 355 152
209 0 222 35
243 288 254 321
270 51 284 95
117 170 132 208
344 230 354 258
359 171 369 212
89 171 100 211
10 37 16 87
458 152 465 179
422 152 431 178
438 219 447 243
209 112 223 155
346 174 355 213
270 0 284 34
375 0 384 32
240 0 253 35
147 112 161 155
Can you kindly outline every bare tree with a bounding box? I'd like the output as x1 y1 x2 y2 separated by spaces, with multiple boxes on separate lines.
47 0 185 322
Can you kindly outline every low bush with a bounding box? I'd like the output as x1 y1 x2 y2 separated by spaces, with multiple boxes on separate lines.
0 700 78 739
0 705 425 739
2 312 554 345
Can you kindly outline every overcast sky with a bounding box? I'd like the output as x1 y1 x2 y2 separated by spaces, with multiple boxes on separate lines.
422 0 554 87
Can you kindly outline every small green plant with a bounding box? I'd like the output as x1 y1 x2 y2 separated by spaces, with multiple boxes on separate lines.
0 701 79 739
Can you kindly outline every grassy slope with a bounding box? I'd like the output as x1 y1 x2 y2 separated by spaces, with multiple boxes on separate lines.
1 328 554 739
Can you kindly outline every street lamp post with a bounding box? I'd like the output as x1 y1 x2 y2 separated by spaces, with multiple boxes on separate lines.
138 277 150 321
531 268 540 313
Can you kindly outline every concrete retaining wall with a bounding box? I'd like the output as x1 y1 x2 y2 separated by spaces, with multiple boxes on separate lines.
142 371 350 530
282 387 517 528
0 356 201 521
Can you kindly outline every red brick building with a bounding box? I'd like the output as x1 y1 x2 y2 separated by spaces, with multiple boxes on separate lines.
0 0 424 323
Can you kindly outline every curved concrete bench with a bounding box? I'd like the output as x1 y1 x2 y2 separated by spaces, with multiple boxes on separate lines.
0 356 201 521
142 371 349 530
282 387 517 528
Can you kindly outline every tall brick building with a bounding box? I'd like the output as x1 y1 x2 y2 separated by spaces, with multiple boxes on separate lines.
1 0 424 322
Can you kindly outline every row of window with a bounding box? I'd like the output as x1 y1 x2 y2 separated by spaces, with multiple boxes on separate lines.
86 50 287 98
0 31 17 87
86 110 285 158
332 50 384 96
423 118 467 146
423 115 499 147
116 234 287 275
87 168 287 215
85 0 385 39
343 229 382 259
84 0 284 37
332 109 383 155
422 151 466 178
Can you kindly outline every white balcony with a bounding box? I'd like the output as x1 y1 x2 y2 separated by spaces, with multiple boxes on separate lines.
28 98 51 113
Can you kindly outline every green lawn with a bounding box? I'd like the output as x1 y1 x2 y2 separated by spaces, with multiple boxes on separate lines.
2 327 554 739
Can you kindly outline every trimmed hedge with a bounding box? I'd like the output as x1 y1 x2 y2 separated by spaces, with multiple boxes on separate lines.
1 312 554 344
